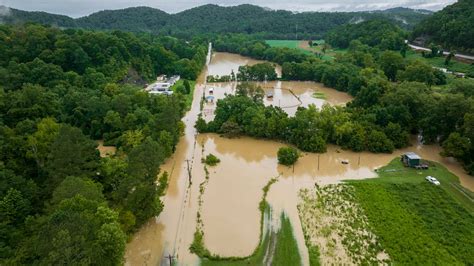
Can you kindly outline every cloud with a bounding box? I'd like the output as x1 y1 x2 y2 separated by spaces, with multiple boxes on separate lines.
0 5 11 17
0 0 457 17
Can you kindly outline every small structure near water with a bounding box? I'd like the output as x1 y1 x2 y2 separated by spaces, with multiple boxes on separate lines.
401 152 429 169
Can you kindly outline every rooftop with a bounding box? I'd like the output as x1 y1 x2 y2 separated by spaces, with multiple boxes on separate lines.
404 152 421 160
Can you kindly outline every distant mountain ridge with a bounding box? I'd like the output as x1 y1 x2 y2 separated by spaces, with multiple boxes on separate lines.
0 4 432 38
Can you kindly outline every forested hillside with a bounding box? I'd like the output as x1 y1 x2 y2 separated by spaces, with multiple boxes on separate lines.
412 0 474 53
0 4 431 39
326 19 407 50
0 24 206 264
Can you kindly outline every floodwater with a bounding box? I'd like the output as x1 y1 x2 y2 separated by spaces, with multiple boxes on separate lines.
125 50 474 266
207 52 282 78
202 80 352 120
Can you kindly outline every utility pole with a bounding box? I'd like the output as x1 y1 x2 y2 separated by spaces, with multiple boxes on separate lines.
166 254 175 265
318 154 320 170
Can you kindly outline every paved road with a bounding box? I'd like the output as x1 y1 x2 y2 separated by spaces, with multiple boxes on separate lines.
408 44 474 61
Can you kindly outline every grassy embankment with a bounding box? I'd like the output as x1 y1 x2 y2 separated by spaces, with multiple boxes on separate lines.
406 50 474 75
192 176 302 266
348 158 474 265
170 79 196 110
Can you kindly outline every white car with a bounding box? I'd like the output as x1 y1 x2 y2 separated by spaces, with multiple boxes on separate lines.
425 176 440 185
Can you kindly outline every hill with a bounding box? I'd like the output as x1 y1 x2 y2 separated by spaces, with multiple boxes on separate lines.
0 6 77 27
412 0 474 53
76 6 170 33
0 4 431 39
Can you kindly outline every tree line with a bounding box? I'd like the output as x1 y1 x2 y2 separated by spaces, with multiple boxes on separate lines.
0 24 206 264
3 5 430 40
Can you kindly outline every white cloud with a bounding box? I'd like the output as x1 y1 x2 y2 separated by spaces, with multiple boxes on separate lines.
0 0 457 17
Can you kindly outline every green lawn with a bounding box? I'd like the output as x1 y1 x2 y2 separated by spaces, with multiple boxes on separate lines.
346 158 474 265
361 158 474 212
170 79 195 110
265 40 301 49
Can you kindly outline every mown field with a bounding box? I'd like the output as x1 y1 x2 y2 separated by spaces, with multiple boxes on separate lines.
265 40 301 49
349 159 474 265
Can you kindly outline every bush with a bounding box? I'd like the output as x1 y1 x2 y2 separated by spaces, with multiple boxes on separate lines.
202 154 220 166
277 147 299 166
219 120 242 138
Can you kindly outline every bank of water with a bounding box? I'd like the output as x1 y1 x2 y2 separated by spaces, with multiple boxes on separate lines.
125 51 474 266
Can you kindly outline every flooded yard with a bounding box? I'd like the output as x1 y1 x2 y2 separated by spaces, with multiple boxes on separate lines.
125 50 474 266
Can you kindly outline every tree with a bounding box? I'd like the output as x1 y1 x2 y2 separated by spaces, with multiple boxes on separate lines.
441 132 471 161
277 147 299 166
0 188 31 226
127 137 165 180
26 117 60 169
219 120 242 138
45 125 99 192
397 60 444 86
51 177 105 206
183 79 191 94
34 196 126 265
379 51 404 81
445 52 455 66
366 130 394 153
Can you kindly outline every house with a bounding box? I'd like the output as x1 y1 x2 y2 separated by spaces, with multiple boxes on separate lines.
401 152 421 167
168 75 181 85
153 82 171 90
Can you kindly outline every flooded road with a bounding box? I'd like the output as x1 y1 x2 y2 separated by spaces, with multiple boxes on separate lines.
125 50 474 266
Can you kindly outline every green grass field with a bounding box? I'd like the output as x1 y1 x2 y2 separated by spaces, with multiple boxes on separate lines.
265 40 301 49
363 158 474 212
347 158 474 265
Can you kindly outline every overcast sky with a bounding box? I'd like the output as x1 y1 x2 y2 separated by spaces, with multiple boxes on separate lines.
0 0 456 18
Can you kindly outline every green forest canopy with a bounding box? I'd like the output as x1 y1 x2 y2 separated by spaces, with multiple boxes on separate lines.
0 24 206 264
411 0 474 53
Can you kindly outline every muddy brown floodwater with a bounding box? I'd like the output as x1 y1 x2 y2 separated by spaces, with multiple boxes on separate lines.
125 51 474 266
207 52 282 78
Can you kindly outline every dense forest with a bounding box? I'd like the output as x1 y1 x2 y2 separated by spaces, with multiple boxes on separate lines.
1 4 431 39
325 19 407 50
201 34 474 173
412 0 474 54
0 24 206 264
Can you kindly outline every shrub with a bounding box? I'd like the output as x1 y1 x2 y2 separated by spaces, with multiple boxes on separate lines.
277 147 299 166
202 154 221 166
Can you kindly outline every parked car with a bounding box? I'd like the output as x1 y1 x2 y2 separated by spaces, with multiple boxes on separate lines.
425 176 440 185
